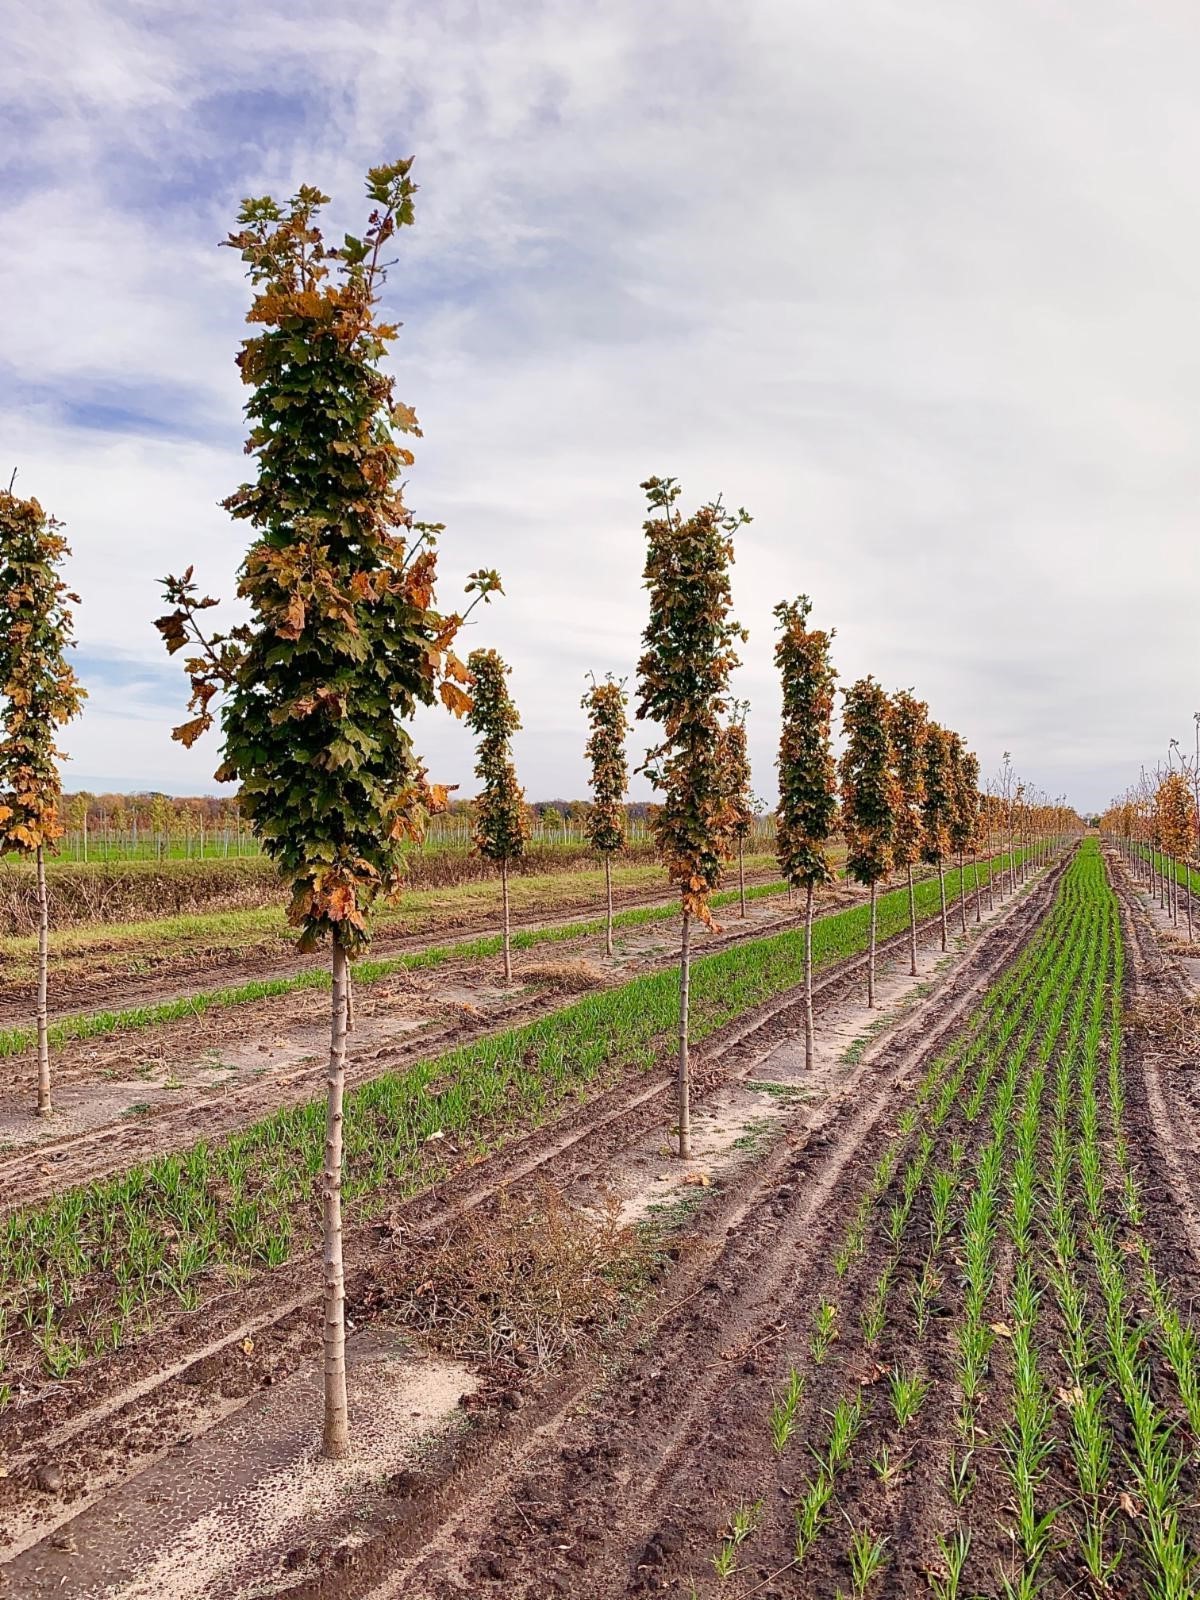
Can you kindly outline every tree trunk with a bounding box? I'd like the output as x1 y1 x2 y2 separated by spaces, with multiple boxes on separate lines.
958 849 967 932
868 880 878 1007
604 852 614 958
906 863 917 977
35 846 51 1118
677 908 692 1159
938 866 948 952
738 837 746 918
804 882 815 1070
1186 864 1194 945
82 810 88 864
501 859 512 984
972 850 982 922
322 941 351 1459
345 966 355 1034
1008 830 1017 896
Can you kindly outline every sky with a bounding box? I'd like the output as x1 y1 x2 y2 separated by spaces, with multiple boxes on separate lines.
4 1 1199 814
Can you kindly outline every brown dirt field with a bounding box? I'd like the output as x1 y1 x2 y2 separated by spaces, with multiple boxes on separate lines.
0 857 1060 1595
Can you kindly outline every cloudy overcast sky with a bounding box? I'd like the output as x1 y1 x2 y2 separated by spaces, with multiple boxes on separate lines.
5 1 1198 812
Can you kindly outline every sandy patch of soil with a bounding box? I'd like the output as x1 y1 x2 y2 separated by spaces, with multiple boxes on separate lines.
4 1332 475 1598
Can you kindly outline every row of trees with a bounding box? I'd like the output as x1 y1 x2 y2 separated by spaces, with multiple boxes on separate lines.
1101 740 1199 941
2 159 1078 1458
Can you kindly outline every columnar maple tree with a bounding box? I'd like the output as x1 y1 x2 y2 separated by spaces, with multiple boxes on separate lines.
839 677 897 1007
774 597 838 1068
156 161 498 1459
636 476 748 1159
1157 771 1193 933
921 722 954 950
467 647 528 983
581 674 630 956
946 732 979 933
887 689 927 977
0 485 87 1118
719 699 756 918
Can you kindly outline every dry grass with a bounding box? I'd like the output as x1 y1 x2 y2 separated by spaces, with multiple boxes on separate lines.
519 959 608 993
393 1182 654 1368
1127 994 1200 1062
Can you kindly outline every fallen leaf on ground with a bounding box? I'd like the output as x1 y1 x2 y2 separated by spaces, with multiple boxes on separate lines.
683 1172 712 1188
990 1321 1013 1338
241 1338 254 1355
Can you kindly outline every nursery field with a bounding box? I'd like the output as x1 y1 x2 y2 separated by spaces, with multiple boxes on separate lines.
3 836 1195 1600
0 843 1051 1589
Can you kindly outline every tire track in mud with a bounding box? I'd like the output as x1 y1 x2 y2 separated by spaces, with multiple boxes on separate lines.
0 869 1059 1570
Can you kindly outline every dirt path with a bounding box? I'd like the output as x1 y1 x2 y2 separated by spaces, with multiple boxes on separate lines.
0 858 1061 1594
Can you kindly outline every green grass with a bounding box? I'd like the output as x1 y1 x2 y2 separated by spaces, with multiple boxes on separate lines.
706 842 1200 1597
0 851 1027 1392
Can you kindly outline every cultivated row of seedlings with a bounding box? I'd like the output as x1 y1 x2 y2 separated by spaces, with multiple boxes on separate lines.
0 853 1023 1411
706 842 1200 1598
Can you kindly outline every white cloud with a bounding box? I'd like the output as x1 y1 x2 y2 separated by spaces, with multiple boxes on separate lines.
4 0 1199 813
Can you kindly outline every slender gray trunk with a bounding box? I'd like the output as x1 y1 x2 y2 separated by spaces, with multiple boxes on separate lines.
501 858 512 984
345 966 354 1034
322 942 350 1459
973 850 982 922
677 908 692 1159
958 849 967 932
804 883 815 1069
906 863 917 977
868 880 878 1006
938 865 948 951
604 852 614 957
738 837 746 918
36 845 50 1118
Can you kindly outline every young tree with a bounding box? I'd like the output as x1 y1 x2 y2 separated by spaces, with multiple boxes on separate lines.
0 485 87 1117
839 677 898 1007
1158 771 1193 936
888 689 927 977
581 674 630 956
156 162 498 1459
921 723 954 950
719 699 755 918
467 648 528 983
946 735 980 932
636 476 748 1159
775 597 838 1068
